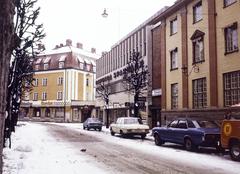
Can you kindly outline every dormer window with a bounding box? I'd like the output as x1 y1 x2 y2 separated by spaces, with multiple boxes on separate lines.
58 55 66 68
44 63 49 70
43 56 51 70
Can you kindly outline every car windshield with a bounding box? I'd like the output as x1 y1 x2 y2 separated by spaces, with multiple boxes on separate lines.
196 120 218 128
124 118 142 124
88 118 100 122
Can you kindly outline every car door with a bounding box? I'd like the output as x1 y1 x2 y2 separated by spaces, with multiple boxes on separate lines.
174 120 188 144
163 120 179 142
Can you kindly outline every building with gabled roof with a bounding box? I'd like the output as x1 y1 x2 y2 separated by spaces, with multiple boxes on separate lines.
21 39 100 122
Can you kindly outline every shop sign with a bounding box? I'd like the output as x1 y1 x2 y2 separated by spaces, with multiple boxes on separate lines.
152 89 162 96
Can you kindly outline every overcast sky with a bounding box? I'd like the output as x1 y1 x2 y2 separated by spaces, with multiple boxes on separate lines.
37 0 175 54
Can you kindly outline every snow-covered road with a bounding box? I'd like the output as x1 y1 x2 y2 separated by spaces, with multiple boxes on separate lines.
3 122 240 174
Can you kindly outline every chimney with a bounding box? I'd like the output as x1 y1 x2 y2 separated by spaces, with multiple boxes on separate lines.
91 48 96 54
66 39 72 46
101 51 107 56
76 42 83 49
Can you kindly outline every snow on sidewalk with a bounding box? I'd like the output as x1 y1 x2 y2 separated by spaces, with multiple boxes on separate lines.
2 122 106 174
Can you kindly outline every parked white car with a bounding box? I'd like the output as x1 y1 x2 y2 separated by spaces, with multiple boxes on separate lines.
110 117 150 139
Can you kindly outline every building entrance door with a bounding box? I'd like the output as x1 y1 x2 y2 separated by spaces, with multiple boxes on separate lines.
151 109 161 128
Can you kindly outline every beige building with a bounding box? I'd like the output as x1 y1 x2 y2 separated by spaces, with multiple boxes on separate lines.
148 0 240 126
21 39 100 122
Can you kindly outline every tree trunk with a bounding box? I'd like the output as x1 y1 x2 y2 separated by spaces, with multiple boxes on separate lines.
0 0 15 172
134 92 140 118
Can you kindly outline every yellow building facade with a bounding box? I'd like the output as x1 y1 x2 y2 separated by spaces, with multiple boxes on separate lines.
149 0 240 125
21 40 99 122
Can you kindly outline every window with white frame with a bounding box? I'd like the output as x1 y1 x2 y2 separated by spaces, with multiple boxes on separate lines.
42 78 47 86
42 92 47 101
79 62 84 69
223 71 240 106
171 83 178 109
170 17 177 35
224 0 236 7
59 61 64 68
224 22 238 54
193 78 207 108
170 48 178 70
34 78 38 86
33 92 38 101
57 91 63 100
43 63 49 70
57 77 63 85
193 1 202 23
35 64 40 70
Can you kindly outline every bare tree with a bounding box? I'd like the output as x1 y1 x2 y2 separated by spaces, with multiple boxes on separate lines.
122 51 148 119
96 80 110 128
4 0 45 147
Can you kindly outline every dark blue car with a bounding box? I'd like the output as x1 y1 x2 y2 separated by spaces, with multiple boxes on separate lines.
152 118 221 151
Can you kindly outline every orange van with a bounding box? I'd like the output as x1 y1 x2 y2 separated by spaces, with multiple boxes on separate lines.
221 120 240 161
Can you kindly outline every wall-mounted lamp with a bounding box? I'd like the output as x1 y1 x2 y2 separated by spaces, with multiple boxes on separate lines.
181 64 199 76
102 8 108 18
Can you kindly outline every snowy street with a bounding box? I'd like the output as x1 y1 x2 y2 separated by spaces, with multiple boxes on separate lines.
3 122 240 174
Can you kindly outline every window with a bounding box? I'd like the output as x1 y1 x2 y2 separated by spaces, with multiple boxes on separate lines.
170 48 178 70
193 1 202 23
224 0 236 7
170 17 177 35
43 63 49 70
34 79 38 87
86 64 91 71
42 78 47 86
224 22 238 54
93 66 96 73
33 92 38 101
171 83 178 109
177 120 187 129
193 78 207 108
42 92 47 101
223 71 240 106
79 62 84 69
169 120 178 128
35 64 40 70
193 38 204 63
57 91 63 100
59 62 64 68
86 78 89 86
57 77 63 85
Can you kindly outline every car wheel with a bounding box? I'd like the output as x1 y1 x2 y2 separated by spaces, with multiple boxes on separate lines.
110 128 115 136
120 130 125 137
98 128 102 131
154 134 163 146
87 126 90 131
185 138 195 151
83 126 85 130
141 134 146 139
230 141 240 161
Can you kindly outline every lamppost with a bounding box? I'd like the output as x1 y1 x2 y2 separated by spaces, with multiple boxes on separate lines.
104 96 109 128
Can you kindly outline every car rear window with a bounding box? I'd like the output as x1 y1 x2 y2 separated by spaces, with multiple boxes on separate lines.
124 118 141 124
196 121 218 128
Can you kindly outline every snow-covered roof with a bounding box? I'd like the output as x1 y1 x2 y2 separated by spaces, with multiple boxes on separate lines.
59 55 66 62
84 59 91 64
77 56 84 63
90 60 96 66
43 56 51 63
35 58 42 64
42 46 100 60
